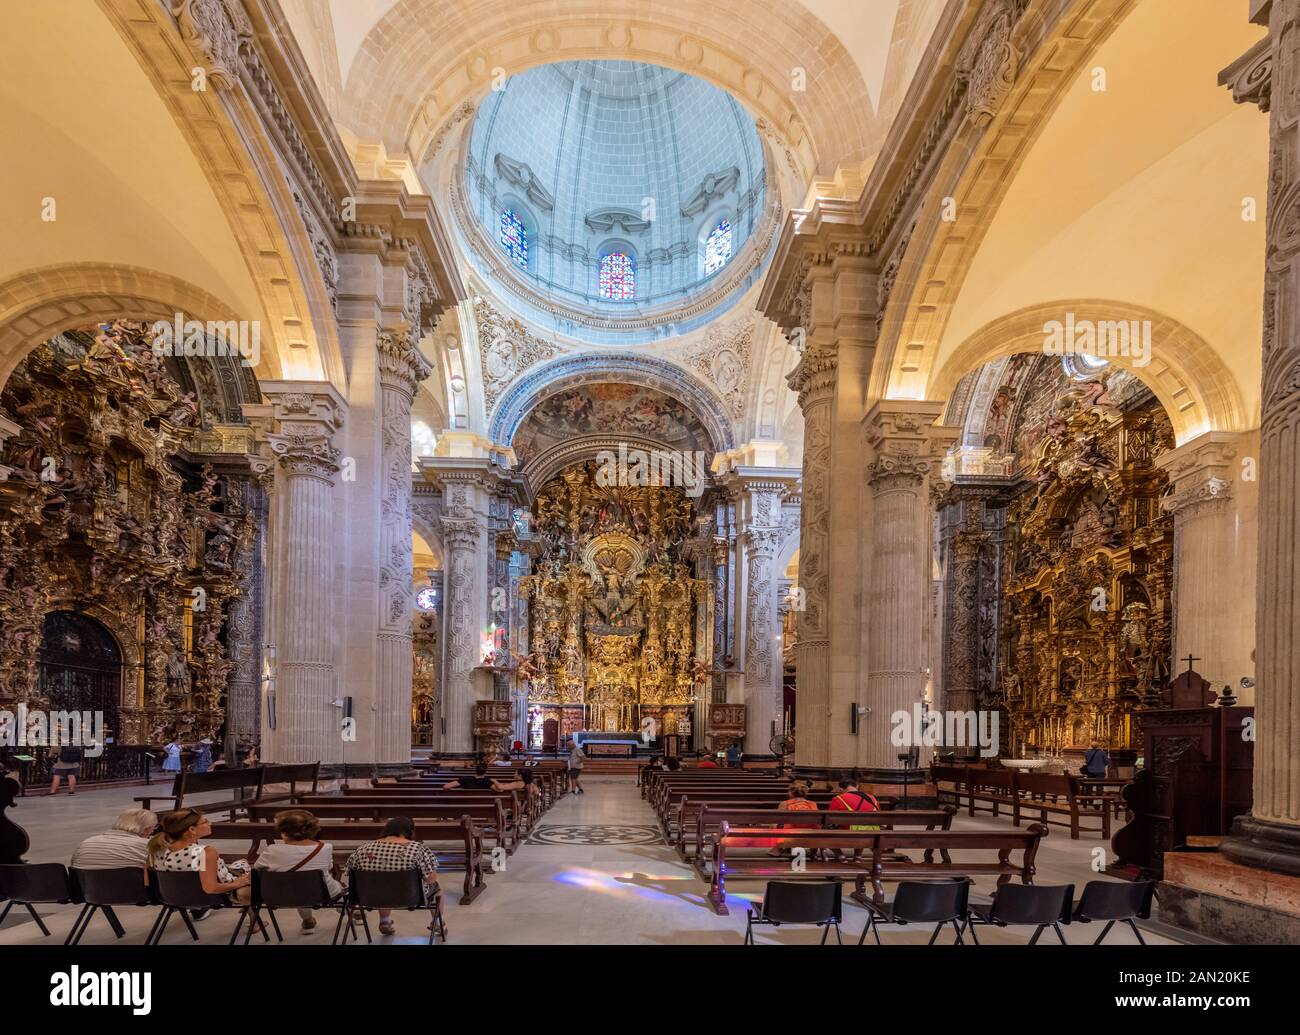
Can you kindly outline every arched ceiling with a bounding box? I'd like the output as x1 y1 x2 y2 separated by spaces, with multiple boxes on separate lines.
896 0 1267 432
463 60 769 325
0 3 264 340
279 0 944 183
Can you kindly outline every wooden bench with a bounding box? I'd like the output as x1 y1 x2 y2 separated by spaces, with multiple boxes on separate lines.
933 764 1117 839
208 815 487 904
1013 772 1111 839
671 794 902 854
302 790 522 847
253 797 518 855
134 762 321 819
685 804 947 863
707 822 1047 914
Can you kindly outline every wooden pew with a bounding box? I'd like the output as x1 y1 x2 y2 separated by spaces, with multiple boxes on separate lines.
670 793 902 853
686 806 951 863
1013 772 1111 839
684 803 945 862
932 764 1118 840
208 815 487 904
294 791 521 852
706 822 1047 914
134 763 321 820
253 797 518 855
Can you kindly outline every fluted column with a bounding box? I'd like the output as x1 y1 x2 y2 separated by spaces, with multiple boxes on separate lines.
261 383 345 764
863 402 953 772
742 524 784 753
1222 0 1300 872
439 513 482 754
786 350 839 767
375 328 432 763
1156 431 1258 697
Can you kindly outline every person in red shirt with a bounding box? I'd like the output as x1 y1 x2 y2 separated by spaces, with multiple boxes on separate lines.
696 755 718 768
829 778 879 815
829 778 879 859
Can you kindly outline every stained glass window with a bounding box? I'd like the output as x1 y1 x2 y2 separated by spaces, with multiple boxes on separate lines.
599 252 635 300
704 218 733 275
499 209 528 269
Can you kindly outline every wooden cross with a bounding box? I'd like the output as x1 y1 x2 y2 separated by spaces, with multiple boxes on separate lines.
1182 654 1201 676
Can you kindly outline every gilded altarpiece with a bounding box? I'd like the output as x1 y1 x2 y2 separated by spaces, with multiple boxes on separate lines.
517 463 712 734
0 325 264 755
943 361 1175 758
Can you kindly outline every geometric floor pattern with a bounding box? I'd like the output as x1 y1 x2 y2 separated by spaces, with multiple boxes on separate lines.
526 823 666 846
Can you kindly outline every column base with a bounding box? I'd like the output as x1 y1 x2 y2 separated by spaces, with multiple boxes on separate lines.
1159 850 1300 944
1221 814 1300 876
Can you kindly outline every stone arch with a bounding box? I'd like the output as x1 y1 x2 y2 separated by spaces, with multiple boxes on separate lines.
98 0 344 387
490 352 737 455
930 301 1249 446
0 264 260 390
342 0 879 183
872 0 1138 404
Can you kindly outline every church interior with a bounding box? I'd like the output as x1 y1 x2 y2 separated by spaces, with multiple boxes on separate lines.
0 0 1297 974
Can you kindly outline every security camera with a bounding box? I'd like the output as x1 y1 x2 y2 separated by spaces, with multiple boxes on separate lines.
1240 676 1256 689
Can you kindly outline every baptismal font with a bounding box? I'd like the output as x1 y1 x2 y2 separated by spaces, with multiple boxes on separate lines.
517 463 711 741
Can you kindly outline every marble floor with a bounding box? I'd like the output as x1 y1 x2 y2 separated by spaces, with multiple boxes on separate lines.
0 777 1192 946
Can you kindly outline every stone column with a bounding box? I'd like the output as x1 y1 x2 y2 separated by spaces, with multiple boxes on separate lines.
1156 431 1258 697
863 402 954 772
374 329 431 763
742 523 784 753
722 468 798 756
260 383 345 764
421 462 504 756
439 510 483 756
1222 0 1300 871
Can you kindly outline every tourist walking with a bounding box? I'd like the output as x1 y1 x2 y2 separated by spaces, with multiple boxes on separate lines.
568 741 585 794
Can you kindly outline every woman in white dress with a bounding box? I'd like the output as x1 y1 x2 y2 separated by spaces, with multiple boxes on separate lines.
148 808 254 928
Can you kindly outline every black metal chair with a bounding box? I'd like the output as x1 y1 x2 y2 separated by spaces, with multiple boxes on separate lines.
345 868 444 945
965 882 1074 945
744 881 843 944
144 870 243 946
858 878 972 945
234 868 351 945
1072 879 1155 945
0 863 79 937
66 867 155 945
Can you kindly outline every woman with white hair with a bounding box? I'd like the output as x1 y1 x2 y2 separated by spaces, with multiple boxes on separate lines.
70 808 159 870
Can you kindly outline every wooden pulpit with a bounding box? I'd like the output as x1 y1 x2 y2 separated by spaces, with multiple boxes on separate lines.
1111 668 1252 879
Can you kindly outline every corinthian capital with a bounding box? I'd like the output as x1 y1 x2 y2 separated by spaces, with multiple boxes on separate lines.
378 326 433 397
440 515 481 551
786 348 838 410
743 525 784 558
268 432 341 479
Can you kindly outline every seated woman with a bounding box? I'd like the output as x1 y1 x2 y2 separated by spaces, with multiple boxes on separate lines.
71 808 158 871
346 816 441 936
254 809 344 931
148 808 254 925
763 780 820 855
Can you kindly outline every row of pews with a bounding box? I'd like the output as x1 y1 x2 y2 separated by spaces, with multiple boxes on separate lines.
206 760 569 905
930 764 1127 839
640 767 1048 916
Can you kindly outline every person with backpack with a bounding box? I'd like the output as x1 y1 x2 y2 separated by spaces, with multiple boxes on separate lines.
829 778 880 859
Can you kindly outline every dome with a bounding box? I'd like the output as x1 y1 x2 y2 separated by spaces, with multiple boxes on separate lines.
458 60 776 344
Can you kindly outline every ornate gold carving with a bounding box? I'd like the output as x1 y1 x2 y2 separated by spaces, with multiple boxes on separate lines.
517 463 710 726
